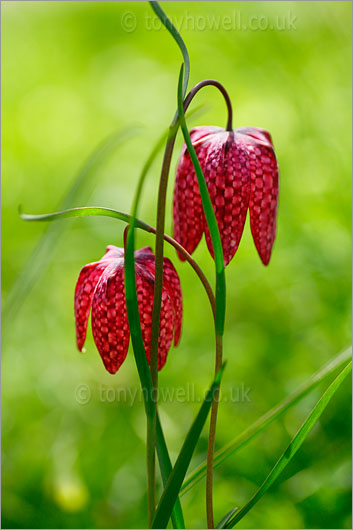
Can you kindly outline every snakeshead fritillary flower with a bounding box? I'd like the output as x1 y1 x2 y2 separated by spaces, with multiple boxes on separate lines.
74 245 182 374
173 126 279 266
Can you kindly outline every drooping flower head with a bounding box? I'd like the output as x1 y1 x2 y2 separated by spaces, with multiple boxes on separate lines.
74 245 182 374
173 126 279 266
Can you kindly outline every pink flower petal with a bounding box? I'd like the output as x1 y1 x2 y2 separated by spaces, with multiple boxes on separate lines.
172 125 279 267
136 265 175 370
135 248 182 346
247 142 279 265
74 246 124 352
74 261 110 351
173 127 218 259
200 131 251 266
77 245 181 374
91 264 130 374
160 258 183 346
237 127 273 146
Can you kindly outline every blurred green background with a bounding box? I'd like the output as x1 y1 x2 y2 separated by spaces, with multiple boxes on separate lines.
2 1 352 528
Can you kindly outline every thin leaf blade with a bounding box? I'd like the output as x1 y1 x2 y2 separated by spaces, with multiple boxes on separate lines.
156 415 185 529
149 1 190 101
224 360 352 528
216 507 238 529
152 363 226 529
181 346 352 495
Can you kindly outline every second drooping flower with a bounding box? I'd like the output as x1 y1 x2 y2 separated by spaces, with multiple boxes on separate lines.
75 245 182 374
173 126 279 266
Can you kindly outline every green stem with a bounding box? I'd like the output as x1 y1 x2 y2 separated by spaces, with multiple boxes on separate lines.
183 79 233 132
152 364 226 529
156 413 186 528
146 413 156 526
148 130 177 527
150 128 178 404
148 0 191 389
206 334 223 528
147 6 191 522
177 65 227 529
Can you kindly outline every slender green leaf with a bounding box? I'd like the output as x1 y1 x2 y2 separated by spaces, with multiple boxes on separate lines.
4 127 137 333
123 125 188 526
124 130 167 417
177 64 226 336
149 1 190 102
181 346 352 495
20 206 147 229
216 507 238 529
223 360 352 528
156 415 185 529
152 363 226 529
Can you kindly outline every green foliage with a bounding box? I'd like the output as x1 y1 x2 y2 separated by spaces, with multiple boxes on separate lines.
181 347 352 495
2 2 351 529
224 361 352 527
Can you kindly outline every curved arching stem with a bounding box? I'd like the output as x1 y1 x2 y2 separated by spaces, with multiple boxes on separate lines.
161 232 216 320
149 1 190 108
183 79 233 132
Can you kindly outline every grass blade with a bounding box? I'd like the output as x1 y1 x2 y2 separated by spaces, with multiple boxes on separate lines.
149 1 190 101
152 363 226 529
20 206 147 228
181 346 352 495
156 415 185 529
223 360 352 528
216 507 238 529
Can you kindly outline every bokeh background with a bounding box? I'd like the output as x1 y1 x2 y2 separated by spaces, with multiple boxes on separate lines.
2 1 352 528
